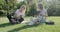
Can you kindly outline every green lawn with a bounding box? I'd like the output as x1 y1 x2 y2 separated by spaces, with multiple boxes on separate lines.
0 16 60 32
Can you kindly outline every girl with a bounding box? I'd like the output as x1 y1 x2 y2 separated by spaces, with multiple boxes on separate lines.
14 5 26 19
7 5 26 24
37 4 54 25
36 3 48 24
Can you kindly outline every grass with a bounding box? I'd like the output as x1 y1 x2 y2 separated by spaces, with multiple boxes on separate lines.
0 16 60 32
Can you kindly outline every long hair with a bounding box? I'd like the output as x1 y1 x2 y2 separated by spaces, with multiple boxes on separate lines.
37 3 44 11
19 5 26 13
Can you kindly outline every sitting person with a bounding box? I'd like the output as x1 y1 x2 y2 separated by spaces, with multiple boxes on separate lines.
36 3 48 24
6 5 26 24
31 3 54 25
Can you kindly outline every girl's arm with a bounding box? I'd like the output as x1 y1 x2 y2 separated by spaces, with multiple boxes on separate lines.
45 12 48 17
11 19 16 23
40 13 48 17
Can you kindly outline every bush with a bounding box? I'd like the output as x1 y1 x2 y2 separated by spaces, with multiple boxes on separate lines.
47 5 60 16
26 4 37 16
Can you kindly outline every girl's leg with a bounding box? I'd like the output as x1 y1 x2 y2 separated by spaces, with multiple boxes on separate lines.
6 13 12 23
18 17 24 23
6 13 14 24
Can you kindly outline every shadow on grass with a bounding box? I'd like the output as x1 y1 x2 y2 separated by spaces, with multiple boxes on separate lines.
8 24 40 32
0 23 16 27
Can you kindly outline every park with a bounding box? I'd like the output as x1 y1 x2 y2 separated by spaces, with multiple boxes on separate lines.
0 0 60 32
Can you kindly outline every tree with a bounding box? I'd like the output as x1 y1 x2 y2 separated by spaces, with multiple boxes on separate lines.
47 0 60 16
24 0 37 16
0 0 18 16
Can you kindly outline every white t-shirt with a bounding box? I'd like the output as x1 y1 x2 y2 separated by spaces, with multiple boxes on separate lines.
40 9 47 16
14 9 25 19
37 9 47 22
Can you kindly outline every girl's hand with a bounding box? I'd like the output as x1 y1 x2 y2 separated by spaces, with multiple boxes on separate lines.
40 13 45 16
40 13 42 16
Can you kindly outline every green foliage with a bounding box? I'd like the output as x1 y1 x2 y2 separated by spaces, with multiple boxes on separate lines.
25 0 37 16
0 0 60 16
47 0 60 16
17 1 27 9
0 0 6 10
0 0 18 16
27 4 37 16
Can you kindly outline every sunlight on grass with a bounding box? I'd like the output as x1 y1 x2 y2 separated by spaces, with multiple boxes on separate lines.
0 16 60 32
